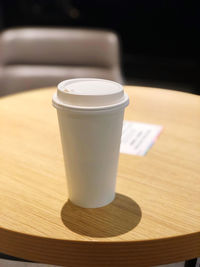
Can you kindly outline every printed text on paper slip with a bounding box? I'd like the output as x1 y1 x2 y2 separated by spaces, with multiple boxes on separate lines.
120 121 163 156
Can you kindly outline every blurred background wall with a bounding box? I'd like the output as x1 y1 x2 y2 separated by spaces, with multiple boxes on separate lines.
0 0 199 94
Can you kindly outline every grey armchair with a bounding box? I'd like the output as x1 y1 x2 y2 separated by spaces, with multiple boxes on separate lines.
0 27 123 96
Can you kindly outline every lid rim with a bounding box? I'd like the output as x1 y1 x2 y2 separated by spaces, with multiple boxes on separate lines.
52 93 129 112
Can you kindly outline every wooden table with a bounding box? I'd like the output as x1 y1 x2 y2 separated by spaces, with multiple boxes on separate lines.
0 86 200 267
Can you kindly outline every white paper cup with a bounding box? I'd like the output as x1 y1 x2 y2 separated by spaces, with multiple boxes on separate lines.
52 78 129 208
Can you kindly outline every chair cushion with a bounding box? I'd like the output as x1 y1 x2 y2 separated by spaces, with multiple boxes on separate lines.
0 28 119 68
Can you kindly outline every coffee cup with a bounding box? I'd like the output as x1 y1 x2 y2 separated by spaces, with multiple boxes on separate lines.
52 78 129 208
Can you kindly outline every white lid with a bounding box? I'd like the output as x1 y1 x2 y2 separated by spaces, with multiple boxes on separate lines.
52 78 129 111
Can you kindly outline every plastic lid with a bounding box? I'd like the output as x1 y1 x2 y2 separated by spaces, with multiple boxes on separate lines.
52 78 129 111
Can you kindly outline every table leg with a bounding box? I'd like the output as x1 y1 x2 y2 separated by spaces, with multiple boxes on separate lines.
0 252 32 262
184 258 198 267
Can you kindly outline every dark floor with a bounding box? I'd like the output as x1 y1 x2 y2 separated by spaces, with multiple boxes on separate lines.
0 258 186 267
1 252 199 267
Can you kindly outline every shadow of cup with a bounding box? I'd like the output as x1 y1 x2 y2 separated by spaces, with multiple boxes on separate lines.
61 193 142 237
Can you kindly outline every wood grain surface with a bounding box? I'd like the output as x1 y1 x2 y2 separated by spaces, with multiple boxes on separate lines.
0 86 200 266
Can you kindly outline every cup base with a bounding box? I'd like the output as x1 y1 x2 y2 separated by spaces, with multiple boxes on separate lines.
69 193 116 209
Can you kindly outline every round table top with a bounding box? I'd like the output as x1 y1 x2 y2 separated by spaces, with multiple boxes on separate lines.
0 86 200 267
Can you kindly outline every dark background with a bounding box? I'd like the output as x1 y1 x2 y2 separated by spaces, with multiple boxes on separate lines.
0 0 199 94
